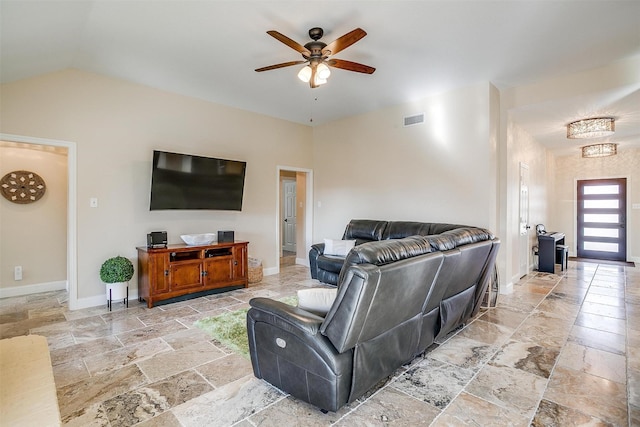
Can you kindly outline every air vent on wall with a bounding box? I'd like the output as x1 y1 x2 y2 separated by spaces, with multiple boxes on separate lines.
403 113 425 127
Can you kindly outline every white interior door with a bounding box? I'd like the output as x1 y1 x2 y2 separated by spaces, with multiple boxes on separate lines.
519 163 530 275
283 179 296 252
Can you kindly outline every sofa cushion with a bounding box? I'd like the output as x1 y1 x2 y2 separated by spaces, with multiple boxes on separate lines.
426 227 495 251
317 255 345 274
297 288 338 315
324 239 356 256
382 221 433 239
342 219 388 243
338 235 434 285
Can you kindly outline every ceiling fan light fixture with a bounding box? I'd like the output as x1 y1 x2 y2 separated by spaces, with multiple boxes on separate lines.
297 65 312 83
314 76 327 86
567 117 615 139
316 62 331 79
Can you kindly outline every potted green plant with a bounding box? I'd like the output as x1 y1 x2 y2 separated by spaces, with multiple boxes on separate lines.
100 255 134 310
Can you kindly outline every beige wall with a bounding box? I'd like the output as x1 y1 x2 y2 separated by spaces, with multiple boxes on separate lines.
311 82 499 241
0 143 68 292
555 147 640 262
0 69 313 305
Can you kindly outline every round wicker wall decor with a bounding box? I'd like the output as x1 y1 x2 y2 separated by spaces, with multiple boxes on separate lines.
1 170 47 204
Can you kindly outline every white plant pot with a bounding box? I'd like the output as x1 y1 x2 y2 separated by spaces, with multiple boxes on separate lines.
106 281 128 300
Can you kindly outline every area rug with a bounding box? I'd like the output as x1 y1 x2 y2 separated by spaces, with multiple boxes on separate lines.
194 295 297 358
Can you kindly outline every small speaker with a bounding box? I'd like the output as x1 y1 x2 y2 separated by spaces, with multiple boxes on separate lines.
218 230 234 243
147 231 167 248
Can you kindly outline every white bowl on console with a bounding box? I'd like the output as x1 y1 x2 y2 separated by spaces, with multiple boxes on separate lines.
180 233 217 246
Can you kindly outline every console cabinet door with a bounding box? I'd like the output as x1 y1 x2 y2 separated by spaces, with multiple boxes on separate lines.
203 257 234 286
150 254 170 294
233 244 247 280
170 261 204 290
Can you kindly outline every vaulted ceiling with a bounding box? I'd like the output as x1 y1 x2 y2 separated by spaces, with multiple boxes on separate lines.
2 1 639 154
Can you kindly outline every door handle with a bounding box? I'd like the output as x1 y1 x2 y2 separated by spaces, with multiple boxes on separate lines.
284 218 288 222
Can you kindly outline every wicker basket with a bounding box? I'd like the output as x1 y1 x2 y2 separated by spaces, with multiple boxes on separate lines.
248 257 263 284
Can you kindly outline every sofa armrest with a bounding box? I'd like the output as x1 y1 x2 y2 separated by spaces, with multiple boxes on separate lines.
249 297 325 335
309 243 325 279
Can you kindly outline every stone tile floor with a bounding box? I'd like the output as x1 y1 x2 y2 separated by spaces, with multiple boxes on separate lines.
0 260 638 426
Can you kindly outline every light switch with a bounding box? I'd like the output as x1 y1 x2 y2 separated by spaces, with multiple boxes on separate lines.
90 197 98 208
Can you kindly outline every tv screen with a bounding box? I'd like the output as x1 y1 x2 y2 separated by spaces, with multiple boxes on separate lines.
149 150 246 211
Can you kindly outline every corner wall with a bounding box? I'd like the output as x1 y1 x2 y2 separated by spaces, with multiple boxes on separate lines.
311 82 498 241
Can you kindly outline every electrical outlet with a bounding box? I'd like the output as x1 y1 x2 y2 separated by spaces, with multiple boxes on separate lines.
90 197 98 208
14 266 22 281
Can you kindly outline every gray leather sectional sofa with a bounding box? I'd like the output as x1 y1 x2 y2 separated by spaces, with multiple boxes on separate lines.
247 219 500 412
309 219 482 285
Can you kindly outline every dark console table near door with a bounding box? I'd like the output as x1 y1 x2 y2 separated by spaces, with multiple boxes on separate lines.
537 232 565 273
137 241 248 308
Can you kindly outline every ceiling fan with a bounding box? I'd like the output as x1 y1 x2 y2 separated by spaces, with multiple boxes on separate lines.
255 27 376 88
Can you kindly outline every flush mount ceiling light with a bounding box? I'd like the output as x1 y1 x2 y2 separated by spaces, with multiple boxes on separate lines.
567 117 615 139
581 143 617 158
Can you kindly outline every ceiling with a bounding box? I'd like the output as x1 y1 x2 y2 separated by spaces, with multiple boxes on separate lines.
1 1 639 155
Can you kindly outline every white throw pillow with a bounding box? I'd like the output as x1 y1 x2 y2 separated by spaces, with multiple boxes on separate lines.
297 288 338 315
324 238 356 257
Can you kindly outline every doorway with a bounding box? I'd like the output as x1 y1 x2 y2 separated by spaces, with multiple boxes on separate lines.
277 167 313 270
577 178 627 262
0 133 78 309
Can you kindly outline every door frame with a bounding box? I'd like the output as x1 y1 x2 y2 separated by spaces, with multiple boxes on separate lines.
275 166 313 273
518 162 530 276
576 177 628 261
0 133 78 310
281 178 297 253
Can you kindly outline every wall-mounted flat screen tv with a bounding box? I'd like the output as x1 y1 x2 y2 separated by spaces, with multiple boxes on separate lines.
149 150 246 211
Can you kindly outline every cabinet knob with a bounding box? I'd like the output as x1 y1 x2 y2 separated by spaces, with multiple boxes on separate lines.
234 260 238 265
202 271 208 276
164 270 169 276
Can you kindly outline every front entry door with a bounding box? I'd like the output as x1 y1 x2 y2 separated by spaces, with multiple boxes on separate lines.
577 178 627 262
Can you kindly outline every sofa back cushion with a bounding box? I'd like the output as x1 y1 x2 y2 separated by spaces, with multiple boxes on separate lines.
342 219 388 243
425 227 495 251
382 221 433 239
337 235 433 285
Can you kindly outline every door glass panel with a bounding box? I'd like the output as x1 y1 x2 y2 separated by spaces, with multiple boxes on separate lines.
584 241 619 252
584 200 619 209
584 185 619 195
583 214 619 223
584 228 619 238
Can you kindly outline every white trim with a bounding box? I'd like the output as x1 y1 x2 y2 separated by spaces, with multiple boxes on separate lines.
263 266 279 277
295 257 309 267
0 133 78 310
275 166 313 275
0 281 67 299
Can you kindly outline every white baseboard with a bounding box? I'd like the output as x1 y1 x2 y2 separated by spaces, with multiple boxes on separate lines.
0 281 67 299
264 266 279 276
74 287 139 310
296 257 309 267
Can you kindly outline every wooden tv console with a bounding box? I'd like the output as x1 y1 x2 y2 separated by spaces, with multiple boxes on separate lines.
137 241 248 308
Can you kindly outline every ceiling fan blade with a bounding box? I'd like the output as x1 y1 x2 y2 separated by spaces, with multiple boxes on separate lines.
266 30 310 55
322 28 367 56
326 58 376 74
255 60 306 72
